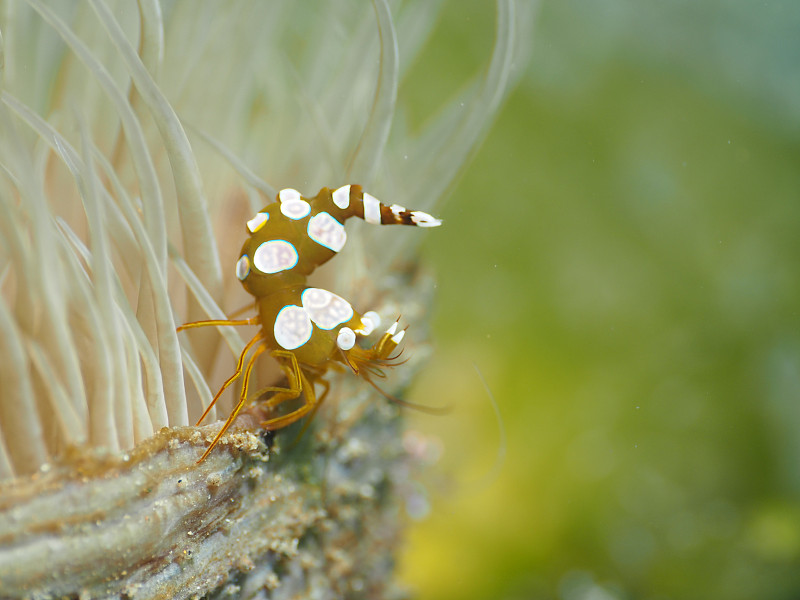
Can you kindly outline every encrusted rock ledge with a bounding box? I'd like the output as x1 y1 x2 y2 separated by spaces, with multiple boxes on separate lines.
0 386 409 600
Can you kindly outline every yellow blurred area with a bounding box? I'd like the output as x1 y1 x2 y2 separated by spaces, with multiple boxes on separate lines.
396 1 800 598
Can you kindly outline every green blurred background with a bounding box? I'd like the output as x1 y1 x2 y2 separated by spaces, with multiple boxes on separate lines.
398 1 800 598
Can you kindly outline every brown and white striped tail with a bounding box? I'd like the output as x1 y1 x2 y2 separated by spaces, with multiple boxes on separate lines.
331 184 442 228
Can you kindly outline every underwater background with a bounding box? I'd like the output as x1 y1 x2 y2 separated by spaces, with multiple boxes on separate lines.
1 0 797 597
401 1 800 599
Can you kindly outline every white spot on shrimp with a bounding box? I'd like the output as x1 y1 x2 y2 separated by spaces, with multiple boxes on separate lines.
236 255 250 280
363 193 382 225
274 305 312 350
301 288 354 330
253 240 298 274
389 204 406 217
356 310 380 335
364 311 381 328
332 185 351 209
410 211 442 227
280 198 311 220
246 212 269 233
307 212 347 252
278 188 301 202
337 327 356 350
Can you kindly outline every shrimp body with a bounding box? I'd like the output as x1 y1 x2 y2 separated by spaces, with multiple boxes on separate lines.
179 185 441 461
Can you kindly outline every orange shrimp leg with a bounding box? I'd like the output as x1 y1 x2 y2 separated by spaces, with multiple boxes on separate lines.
176 316 258 332
288 376 330 444
194 331 264 427
197 341 268 462
260 369 319 431
247 350 304 409
253 358 330 442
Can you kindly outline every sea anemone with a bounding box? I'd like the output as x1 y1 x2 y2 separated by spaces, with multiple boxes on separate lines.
0 1 532 597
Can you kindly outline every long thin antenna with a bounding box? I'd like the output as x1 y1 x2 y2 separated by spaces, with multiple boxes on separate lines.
466 362 507 488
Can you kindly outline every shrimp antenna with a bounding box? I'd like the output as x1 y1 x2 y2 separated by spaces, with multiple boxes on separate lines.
362 374 451 416
463 362 507 489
